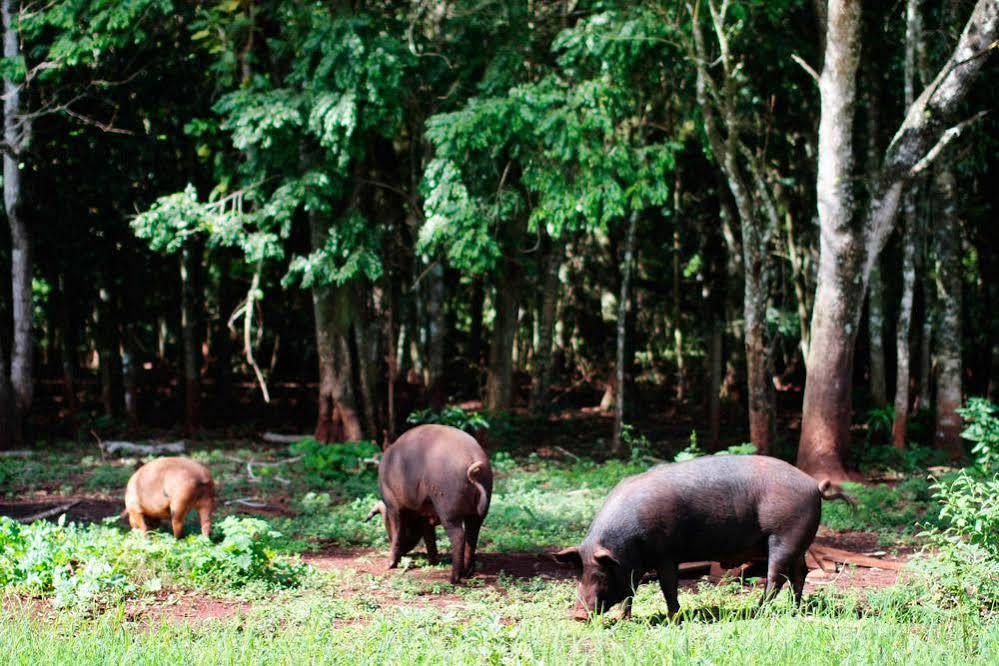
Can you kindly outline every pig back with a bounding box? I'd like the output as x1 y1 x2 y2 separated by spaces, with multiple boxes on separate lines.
589 455 820 563
379 425 492 518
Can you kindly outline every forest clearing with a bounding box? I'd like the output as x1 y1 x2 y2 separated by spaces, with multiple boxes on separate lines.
0 0 998 663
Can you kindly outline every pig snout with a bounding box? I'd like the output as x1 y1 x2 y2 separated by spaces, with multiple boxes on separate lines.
570 584 597 621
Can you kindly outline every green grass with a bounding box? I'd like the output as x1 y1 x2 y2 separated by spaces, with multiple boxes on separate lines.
2 578 997 665
3 437 993 664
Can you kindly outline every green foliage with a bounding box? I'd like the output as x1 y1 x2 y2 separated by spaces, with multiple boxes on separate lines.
858 445 950 475
673 435 756 463
914 470 999 611
406 406 491 433
865 405 895 447
958 398 999 471
822 479 937 535
289 438 380 482
0 515 306 608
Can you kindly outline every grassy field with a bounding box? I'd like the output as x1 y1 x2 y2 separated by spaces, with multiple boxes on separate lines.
1 432 996 665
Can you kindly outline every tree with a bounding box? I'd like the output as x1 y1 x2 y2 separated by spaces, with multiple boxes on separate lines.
798 0 999 480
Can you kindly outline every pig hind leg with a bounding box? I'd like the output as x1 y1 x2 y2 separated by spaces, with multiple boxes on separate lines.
790 554 807 606
128 510 149 534
422 521 439 565
657 562 680 619
444 521 466 584
197 497 214 538
169 489 196 539
462 516 482 577
761 535 796 605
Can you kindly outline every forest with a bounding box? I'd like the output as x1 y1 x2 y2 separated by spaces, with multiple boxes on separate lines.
1 0 998 664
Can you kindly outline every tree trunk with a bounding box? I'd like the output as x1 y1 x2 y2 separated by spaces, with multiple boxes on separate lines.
425 261 445 407
309 212 362 442
932 165 964 460
485 263 519 411
180 245 202 432
56 274 79 415
867 261 887 406
611 210 639 454
96 284 123 418
530 234 563 413
891 206 918 449
744 264 775 454
864 73 886 407
3 0 31 446
468 279 485 367
672 228 685 403
708 323 723 446
797 0 862 482
891 0 924 449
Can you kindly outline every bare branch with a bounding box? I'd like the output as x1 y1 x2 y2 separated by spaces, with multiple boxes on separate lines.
791 54 820 85
63 107 135 135
908 110 988 177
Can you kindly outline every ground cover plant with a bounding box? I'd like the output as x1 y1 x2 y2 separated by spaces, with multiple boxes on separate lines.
4 402 999 664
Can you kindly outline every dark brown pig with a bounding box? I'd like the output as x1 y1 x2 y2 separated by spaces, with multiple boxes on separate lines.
124 457 215 538
555 455 848 620
371 424 492 583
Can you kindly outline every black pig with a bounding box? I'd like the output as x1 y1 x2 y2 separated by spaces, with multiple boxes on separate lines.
368 424 492 583
555 455 847 620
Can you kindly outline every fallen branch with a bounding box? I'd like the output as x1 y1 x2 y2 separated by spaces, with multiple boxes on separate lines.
18 500 81 523
224 498 273 509
0 450 33 458
261 432 310 444
102 440 186 456
809 544 905 571
553 446 579 461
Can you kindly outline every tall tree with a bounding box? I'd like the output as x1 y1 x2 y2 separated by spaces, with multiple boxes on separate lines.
798 0 999 480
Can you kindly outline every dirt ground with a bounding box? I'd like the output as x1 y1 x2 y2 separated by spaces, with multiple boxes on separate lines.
1 496 913 625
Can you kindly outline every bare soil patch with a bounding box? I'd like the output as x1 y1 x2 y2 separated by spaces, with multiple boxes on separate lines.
0 497 122 524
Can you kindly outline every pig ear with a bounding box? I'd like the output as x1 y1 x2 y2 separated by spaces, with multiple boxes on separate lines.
593 547 620 568
553 547 582 568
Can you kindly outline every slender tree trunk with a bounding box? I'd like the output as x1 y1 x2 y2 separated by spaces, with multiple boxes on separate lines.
918 284 933 410
708 323 723 446
744 263 775 453
892 208 918 448
56 274 79 415
96 284 123 418
864 76 887 407
353 295 380 438
933 166 964 460
868 262 887 406
213 255 235 409
3 0 31 446
180 245 202 432
611 211 639 454
468 279 485 367
530 235 563 413
425 262 445 407
891 0 924 449
672 228 685 402
485 263 519 411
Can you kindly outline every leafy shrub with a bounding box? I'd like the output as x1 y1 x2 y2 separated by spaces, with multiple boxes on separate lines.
298 492 333 515
673 434 755 463
856 445 949 475
958 397 999 471
914 469 999 611
0 515 308 608
822 479 936 534
290 438 380 482
864 405 895 447
406 406 491 433
931 472 999 558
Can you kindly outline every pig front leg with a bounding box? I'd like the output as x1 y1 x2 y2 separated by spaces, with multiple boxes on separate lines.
657 562 680 620
444 522 466 584
422 522 439 565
